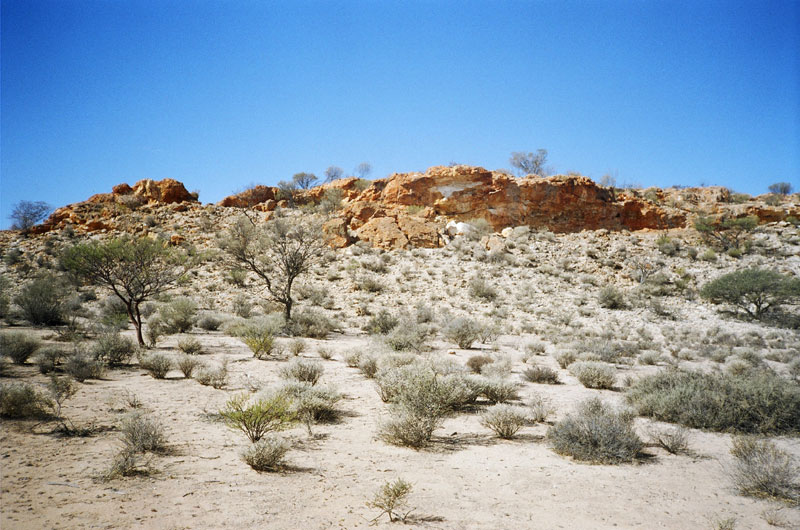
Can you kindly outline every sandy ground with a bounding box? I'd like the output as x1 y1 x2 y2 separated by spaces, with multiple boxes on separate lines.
2 219 800 529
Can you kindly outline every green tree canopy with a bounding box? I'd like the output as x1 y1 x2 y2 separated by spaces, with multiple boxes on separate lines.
700 268 800 319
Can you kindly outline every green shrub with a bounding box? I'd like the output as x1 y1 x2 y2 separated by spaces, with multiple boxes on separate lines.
14 274 68 325
139 353 172 379
0 331 41 364
232 294 253 318
646 425 690 455
384 320 431 352
91 331 136 366
64 351 105 382
626 369 800 434
196 312 224 331
700 268 800 319
286 308 336 338
176 354 201 378
220 393 296 442
278 382 343 423
379 409 441 448
0 382 52 418
35 345 66 374
598 286 626 309
695 215 758 251
547 398 643 464
367 478 414 523
159 297 197 333
555 351 577 369
242 435 290 471
288 338 306 356
120 412 168 453
522 365 560 384
444 317 482 349
364 310 399 335
195 361 228 389
481 404 528 439
569 361 617 389
279 358 323 385
480 377 520 404
729 436 798 504
177 336 203 355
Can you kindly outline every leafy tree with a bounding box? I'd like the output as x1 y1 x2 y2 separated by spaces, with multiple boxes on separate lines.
9 200 52 232
700 268 800 319
219 215 325 321
323 166 344 183
768 182 793 195
355 162 372 179
694 215 758 251
62 237 185 346
509 149 548 177
292 172 318 190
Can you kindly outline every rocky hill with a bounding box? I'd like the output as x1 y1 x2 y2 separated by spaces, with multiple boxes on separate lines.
17 166 799 250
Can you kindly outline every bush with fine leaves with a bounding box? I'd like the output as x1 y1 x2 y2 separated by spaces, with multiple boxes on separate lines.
220 393 296 443
626 368 800 434
729 436 799 504
14 274 68 326
444 317 482 349
242 435 290 471
91 331 136 366
0 382 52 418
569 361 616 389
139 353 172 379
547 398 643 464
481 404 528 439
700 268 800 319
279 358 323 385
0 332 41 364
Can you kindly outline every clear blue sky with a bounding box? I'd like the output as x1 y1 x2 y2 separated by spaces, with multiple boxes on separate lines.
2 0 798 228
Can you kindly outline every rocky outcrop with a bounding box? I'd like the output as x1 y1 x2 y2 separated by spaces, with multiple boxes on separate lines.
29 178 197 234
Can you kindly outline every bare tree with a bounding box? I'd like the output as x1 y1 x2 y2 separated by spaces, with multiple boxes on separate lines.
324 166 344 183
219 216 325 321
355 162 372 179
9 200 52 232
768 182 793 195
292 172 318 190
62 237 185 346
509 150 549 177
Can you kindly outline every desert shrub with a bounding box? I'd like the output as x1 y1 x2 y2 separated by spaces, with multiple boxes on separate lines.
481 404 528 439
99 296 130 330
528 394 553 423
278 382 343 423
145 314 166 347
317 347 333 360
468 277 498 301
729 436 799 504
120 412 168 453
547 398 644 464
220 393 296 443
647 425 690 455
380 409 441 448
522 365 561 384
700 268 800 319
359 356 379 378
288 338 306 356
368 478 414 523
524 341 547 357
0 382 52 418
286 308 336 338
555 351 577 369
598 286 626 309
279 358 323 385
91 331 136 366
480 355 512 379
243 328 277 360
638 351 663 365
437 372 482 410
159 297 197 333
364 310 399 335
384 320 432 352
177 336 203 355
695 215 758 251
480 377 520 404
14 274 68 325
344 351 362 368
569 361 617 390
444 317 482 349
242 435 290 471
35 345 66 374
64 351 105 382
139 353 172 379
196 312 224 331
195 361 228 389
176 354 201 378
626 369 800 434
466 354 494 374
0 331 41 364
105 447 149 479
232 294 253 318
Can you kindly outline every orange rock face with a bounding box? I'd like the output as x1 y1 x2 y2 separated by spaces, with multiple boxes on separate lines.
131 178 196 204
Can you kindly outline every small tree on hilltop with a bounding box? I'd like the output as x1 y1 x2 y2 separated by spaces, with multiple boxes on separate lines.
324 166 343 183
700 268 800 319
768 182 793 196
292 172 318 190
62 237 185 346
509 149 549 177
9 200 52 232
220 215 325 321
355 162 372 179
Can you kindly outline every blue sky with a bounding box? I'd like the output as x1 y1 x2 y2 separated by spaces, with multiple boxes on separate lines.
2 0 798 228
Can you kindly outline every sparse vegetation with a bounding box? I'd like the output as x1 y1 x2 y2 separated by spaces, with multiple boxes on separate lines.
368 478 414 523
1 331 41 365
219 393 296 443
481 404 528 439
242 435 290 471
729 436 798 505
